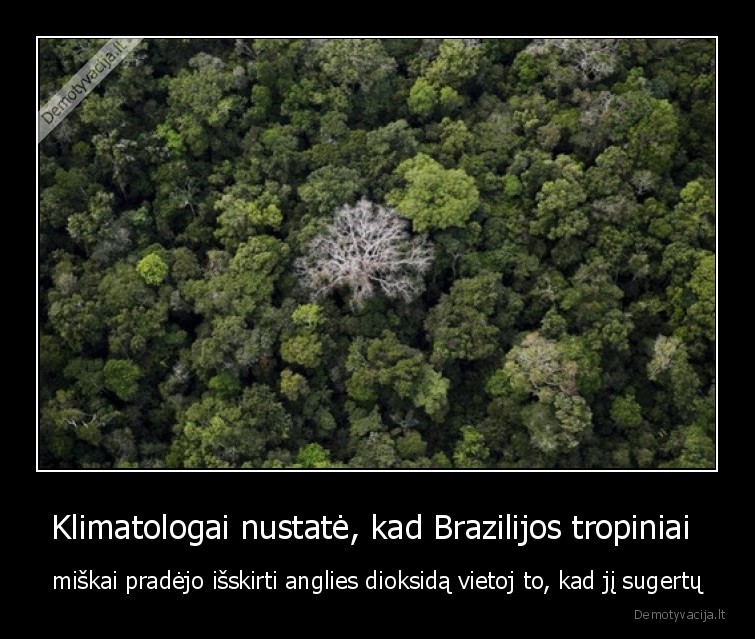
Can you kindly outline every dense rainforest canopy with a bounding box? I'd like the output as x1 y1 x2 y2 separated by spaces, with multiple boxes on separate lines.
38 38 716 469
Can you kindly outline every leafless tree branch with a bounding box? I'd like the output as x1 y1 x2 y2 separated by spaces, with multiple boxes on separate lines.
295 198 434 308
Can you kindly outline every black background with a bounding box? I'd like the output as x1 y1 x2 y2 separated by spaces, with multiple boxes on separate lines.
36 471 731 629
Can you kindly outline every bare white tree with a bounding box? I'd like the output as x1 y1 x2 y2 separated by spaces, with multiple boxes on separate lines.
296 198 433 308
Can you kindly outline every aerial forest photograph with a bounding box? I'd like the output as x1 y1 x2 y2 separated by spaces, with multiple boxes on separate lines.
37 38 716 469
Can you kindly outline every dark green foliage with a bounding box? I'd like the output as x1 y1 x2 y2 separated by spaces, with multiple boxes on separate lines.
39 38 715 468
103 359 141 401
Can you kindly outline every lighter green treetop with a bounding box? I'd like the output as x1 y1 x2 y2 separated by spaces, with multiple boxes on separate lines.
388 153 479 232
136 253 168 286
